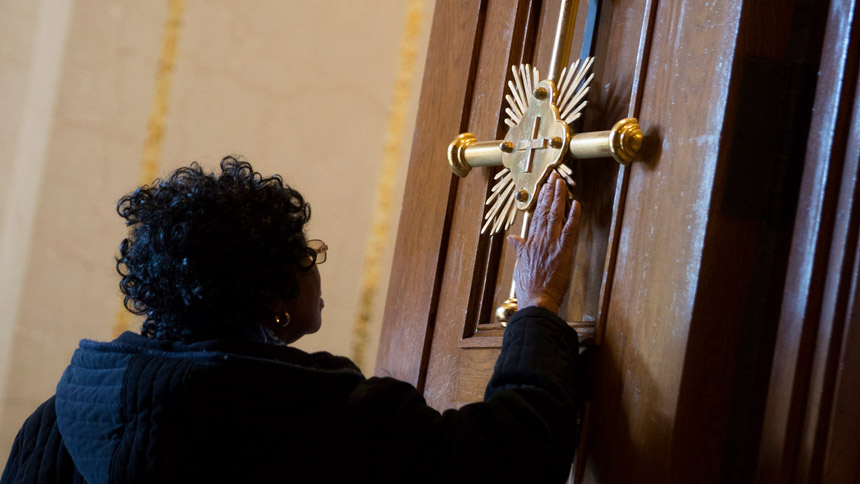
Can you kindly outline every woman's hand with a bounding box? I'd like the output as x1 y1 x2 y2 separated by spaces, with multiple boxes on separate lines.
506 172 581 314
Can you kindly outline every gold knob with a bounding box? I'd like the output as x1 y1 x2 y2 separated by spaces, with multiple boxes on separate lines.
609 118 643 165
496 298 518 326
447 133 477 177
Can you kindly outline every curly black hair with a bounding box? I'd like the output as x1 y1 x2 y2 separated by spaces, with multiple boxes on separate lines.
116 156 312 342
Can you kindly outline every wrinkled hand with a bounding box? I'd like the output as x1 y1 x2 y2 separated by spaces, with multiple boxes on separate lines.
506 172 581 314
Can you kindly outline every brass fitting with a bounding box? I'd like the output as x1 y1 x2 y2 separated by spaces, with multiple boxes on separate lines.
447 133 507 178
496 297 518 326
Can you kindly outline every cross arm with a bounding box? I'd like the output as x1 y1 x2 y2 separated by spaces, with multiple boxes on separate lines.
446 118 642 178
447 133 512 178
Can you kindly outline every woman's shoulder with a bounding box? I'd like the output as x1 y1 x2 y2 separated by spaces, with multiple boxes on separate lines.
89 331 363 376
2 396 84 482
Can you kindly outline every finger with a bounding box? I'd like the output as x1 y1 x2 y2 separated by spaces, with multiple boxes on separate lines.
506 234 525 254
560 200 582 246
548 175 566 240
542 173 560 233
532 177 552 240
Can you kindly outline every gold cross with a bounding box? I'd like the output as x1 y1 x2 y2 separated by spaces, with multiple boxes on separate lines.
443 0 643 324
447 65 642 235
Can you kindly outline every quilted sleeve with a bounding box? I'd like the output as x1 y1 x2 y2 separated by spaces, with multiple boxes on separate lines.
485 306 579 404
0 397 85 484
345 306 579 483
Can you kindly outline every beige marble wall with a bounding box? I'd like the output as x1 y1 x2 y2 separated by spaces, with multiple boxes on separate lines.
0 0 433 465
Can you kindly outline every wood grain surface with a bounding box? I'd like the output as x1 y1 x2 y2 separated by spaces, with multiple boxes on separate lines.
581 0 801 480
376 0 854 481
423 0 537 410
374 0 483 388
756 0 860 482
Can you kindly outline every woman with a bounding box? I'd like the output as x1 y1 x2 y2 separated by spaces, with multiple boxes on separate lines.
2 157 581 483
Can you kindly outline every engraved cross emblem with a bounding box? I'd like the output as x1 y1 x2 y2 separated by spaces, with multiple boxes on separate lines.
516 116 547 173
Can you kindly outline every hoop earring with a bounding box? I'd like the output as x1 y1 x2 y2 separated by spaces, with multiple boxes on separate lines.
274 312 291 327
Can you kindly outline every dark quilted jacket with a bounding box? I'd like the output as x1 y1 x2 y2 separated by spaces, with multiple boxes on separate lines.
1 307 579 483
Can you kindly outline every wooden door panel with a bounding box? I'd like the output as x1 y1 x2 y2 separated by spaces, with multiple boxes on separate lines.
423 0 624 411
375 0 484 387
581 0 803 481
755 0 860 480
487 0 623 333
477 0 657 338
581 0 747 478
423 0 539 410
377 0 834 481
397 0 661 412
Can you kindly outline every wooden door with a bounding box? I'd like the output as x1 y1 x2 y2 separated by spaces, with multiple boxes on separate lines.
376 0 826 481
